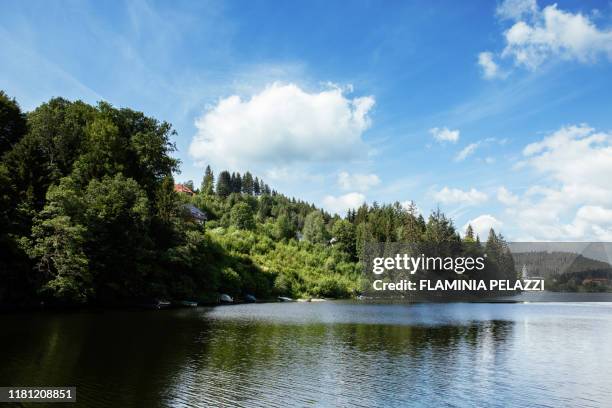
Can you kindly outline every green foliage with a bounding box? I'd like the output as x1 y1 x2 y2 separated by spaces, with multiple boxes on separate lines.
242 171 254 195
216 170 232 198
331 219 356 258
27 174 152 302
156 176 180 223
230 202 255 230
0 90 27 155
423 208 460 244
484 229 516 280
250 240 361 298
0 90 520 307
464 224 475 242
274 213 295 240
303 211 328 244
30 215 91 303
201 165 214 195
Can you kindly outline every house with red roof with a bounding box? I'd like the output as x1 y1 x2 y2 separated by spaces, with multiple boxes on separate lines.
174 184 195 196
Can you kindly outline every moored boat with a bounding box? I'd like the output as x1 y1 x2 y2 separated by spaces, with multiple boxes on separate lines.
178 300 198 307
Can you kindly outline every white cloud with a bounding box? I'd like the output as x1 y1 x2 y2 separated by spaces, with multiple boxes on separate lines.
479 1 612 76
501 125 612 240
522 125 612 198
322 192 366 215
429 127 459 143
189 83 375 169
455 142 480 161
433 187 488 206
496 0 537 21
478 52 503 79
497 187 520 206
564 206 612 241
337 171 380 192
463 215 503 240
503 4 612 69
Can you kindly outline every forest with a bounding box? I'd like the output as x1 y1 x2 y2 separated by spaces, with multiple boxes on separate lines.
0 92 517 307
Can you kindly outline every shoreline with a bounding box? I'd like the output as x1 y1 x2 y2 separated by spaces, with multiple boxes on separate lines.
3 291 612 314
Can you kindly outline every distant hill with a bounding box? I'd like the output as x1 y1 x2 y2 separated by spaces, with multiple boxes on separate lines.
512 251 612 278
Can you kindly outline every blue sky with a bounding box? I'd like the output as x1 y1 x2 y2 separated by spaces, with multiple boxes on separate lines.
1 0 612 241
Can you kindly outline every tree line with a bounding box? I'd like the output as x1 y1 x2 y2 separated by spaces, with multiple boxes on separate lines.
1 91 516 307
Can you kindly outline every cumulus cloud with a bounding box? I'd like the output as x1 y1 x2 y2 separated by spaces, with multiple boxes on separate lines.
496 0 537 21
455 142 480 161
337 171 380 192
522 125 612 198
478 0 612 77
497 186 520 206
433 187 488 206
504 5 612 69
189 83 375 169
501 125 612 240
565 206 612 241
478 52 503 79
464 215 503 240
429 127 459 143
323 192 366 215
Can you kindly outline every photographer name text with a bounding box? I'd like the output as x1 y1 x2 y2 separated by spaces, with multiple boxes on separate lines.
372 279 544 292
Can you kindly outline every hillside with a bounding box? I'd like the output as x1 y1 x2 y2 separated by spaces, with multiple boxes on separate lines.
513 252 612 278
1 93 517 307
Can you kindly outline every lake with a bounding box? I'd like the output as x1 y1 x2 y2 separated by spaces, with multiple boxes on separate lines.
2 301 612 407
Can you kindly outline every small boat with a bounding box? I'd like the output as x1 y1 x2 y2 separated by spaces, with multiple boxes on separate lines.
244 294 257 303
219 294 234 304
157 300 171 309
277 296 294 302
139 299 171 309
178 300 198 308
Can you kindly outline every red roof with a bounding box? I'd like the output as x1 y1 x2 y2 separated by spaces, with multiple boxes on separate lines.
174 184 194 195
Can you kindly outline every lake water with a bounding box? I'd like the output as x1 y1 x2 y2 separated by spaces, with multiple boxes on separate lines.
2 301 612 407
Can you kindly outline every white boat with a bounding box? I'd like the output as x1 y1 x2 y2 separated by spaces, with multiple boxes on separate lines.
277 296 294 302
178 300 198 307
219 294 234 304
156 300 171 309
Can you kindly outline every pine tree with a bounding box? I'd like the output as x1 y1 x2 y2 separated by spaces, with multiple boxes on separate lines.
423 208 457 244
233 172 242 193
201 165 214 195
485 231 516 280
242 171 254 195
229 172 243 193
253 177 261 195
216 170 232 198
230 172 236 193
464 224 475 242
